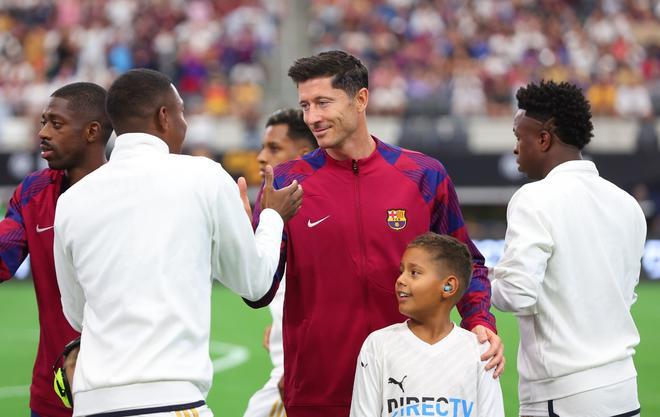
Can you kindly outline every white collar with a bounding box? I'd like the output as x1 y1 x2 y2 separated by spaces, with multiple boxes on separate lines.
111 133 170 160
545 160 598 179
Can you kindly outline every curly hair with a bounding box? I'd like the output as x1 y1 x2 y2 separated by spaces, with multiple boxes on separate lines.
515 80 593 149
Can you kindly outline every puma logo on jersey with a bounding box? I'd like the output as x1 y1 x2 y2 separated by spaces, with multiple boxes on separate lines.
36 225 54 233
388 375 407 393
307 215 330 228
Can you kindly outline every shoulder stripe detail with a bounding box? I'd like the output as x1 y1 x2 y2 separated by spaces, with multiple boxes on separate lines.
403 153 447 204
302 148 326 171
273 149 325 188
377 141 448 204
20 169 57 207
376 141 402 165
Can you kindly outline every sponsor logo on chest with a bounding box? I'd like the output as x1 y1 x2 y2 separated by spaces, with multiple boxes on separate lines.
387 396 474 417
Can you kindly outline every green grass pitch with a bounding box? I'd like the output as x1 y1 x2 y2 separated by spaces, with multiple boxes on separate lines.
1 280 658 416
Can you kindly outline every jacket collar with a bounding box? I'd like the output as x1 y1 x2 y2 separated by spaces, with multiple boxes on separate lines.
545 160 598 179
323 136 384 172
111 133 170 160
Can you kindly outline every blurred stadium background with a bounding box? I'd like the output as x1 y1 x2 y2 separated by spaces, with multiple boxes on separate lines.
0 0 659 414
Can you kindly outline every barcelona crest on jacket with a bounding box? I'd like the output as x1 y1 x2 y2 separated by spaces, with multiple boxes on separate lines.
387 209 407 230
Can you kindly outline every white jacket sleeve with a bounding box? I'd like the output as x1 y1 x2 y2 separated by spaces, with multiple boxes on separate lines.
491 188 553 315
350 335 382 417
477 342 505 417
53 202 85 332
210 167 283 301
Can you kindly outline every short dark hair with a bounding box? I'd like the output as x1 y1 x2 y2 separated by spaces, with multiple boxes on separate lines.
266 108 317 150
106 68 173 131
288 50 368 97
408 232 472 296
51 82 113 143
516 80 593 149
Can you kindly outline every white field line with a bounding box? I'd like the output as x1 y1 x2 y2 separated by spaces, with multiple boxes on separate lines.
0 384 29 399
0 341 249 399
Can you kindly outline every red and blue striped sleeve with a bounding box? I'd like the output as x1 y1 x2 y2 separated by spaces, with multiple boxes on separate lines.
0 183 28 282
432 169 497 333
244 156 321 308
243 172 289 308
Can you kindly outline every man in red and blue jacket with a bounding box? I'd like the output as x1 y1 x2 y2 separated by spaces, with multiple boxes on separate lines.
0 83 111 417
248 51 504 417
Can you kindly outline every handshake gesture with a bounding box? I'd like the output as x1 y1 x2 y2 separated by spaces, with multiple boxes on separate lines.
238 165 303 222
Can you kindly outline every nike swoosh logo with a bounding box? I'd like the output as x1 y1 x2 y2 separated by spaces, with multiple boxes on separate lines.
36 225 54 233
307 215 330 228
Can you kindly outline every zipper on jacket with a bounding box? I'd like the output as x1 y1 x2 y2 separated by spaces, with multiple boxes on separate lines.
353 160 370 328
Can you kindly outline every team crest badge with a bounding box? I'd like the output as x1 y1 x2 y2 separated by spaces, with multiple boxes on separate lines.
387 209 407 230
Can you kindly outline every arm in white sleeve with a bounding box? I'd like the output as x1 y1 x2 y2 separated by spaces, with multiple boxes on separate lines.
630 210 647 306
477 342 505 417
350 335 382 417
211 167 283 301
53 205 85 332
491 189 553 315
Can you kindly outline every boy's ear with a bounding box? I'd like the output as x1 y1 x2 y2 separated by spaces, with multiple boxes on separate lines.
441 275 460 299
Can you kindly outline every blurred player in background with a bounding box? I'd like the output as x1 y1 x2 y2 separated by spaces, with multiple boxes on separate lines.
0 82 111 417
243 108 317 417
491 80 646 417
247 50 503 417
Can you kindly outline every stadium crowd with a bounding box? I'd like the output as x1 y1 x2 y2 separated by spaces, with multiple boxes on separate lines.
308 0 660 118
0 0 278 121
0 0 658 231
1 0 659 121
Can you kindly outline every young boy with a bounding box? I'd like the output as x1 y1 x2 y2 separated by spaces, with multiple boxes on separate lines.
349 232 504 417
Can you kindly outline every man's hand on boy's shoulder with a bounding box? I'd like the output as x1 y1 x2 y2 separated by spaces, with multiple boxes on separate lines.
472 325 505 378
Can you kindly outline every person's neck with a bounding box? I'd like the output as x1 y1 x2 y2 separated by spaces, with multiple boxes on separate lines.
407 313 453 345
542 149 582 178
325 131 375 161
66 152 107 186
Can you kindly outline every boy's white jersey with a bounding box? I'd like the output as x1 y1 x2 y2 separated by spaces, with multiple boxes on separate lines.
350 322 504 417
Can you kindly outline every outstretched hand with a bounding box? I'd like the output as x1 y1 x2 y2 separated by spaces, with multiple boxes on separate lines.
237 176 253 220
260 165 303 222
472 325 505 378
